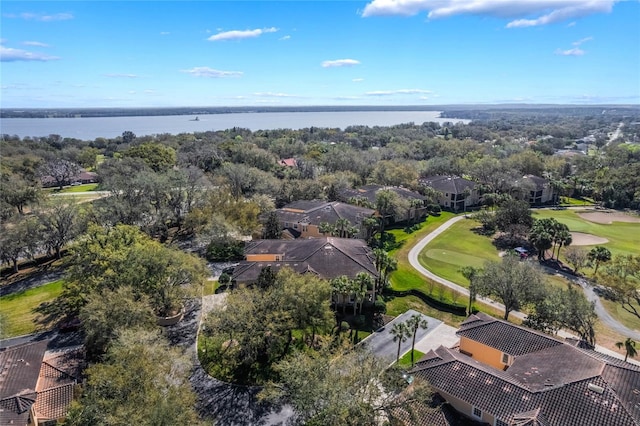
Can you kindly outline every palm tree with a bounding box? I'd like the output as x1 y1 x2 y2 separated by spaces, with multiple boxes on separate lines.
334 218 352 238
616 338 638 362
588 246 612 275
460 266 480 315
406 314 429 367
330 275 351 314
555 228 572 261
390 322 409 364
353 272 374 314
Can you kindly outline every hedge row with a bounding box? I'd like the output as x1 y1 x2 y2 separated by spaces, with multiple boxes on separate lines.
383 287 467 316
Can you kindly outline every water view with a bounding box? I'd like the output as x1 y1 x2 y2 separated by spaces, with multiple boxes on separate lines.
0 111 468 140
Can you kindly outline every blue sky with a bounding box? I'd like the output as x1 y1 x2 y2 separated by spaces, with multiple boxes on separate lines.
1 0 639 108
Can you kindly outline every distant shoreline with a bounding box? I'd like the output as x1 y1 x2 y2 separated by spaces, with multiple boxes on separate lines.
2 104 638 119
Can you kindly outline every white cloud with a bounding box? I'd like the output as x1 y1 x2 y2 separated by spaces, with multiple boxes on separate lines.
321 59 361 68
181 67 243 78
567 21 576 27
4 12 74 21
0 45 59 62
365 89 431 96
279 35 291 41
22 41 50 47
104 73 139 78
352 78 364 82
144 90 155 94
555 47 585 56
160 32 170 35
208 27 278 41
572 36 593 46
362 0 618 28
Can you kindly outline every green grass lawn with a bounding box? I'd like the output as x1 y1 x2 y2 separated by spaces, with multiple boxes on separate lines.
385 294 467 327
44 183 99 193
600 298 640 332
532 209 640 257
418 218 500 287
397 349 425 369
0 280 64 337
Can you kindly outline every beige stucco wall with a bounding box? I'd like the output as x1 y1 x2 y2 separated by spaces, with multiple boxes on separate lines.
459 336 508 371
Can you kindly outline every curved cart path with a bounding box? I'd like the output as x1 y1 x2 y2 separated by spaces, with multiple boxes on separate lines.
407 215 640 361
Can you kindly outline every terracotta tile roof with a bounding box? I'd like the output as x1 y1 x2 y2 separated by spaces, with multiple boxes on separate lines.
0 340 48 399
411 314 640 426
276 200 374 230
34 383 75 420
233 237 377 283
457 313 562 356
507 344 604 391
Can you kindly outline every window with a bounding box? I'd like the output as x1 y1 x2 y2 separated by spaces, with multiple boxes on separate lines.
284 222 289 228
275 256 281 261
293 223 298 229
472 407 482 419
302 225 308 232
501 353 510 365
496 419 509 426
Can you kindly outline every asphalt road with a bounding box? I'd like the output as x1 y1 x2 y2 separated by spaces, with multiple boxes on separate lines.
407 214 640 363
360 309 442 365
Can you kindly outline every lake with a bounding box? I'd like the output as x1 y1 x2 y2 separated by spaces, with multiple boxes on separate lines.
0 111 469 140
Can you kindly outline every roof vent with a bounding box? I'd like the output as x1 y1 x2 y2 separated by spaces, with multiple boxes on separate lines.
588 383 605 394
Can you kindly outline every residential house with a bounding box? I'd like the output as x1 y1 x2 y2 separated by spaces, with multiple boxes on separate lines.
231 237 378 306
338 185 428 223
514 174 556 205
0 340 83 426
41 169 98 188
410 312 640 426
274 200 375 239
278 158 297 167
419 176 479 212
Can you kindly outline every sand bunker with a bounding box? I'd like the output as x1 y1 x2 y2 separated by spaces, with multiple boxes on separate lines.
570 232 609 246
578 211 640 225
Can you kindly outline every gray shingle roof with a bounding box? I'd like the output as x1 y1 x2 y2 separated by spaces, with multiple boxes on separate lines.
420 175 476 194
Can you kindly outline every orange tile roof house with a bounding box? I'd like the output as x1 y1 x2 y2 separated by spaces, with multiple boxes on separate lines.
0 341 83 426
274 200 375 239
410 313 640 426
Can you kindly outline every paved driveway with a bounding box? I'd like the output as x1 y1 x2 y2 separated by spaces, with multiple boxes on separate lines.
360 310 447 365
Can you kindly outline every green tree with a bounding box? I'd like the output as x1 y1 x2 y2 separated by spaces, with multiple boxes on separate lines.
80 286 156 361
598 254 640 320
494 199 533 239
123 142 176 172
615 338 638 362
390 322 409 364
525 285 597 346
262 210 282 239
460 266 480 315
204 268 333 383
64 329 202 426
259 344 433 426
0 172 41 215
55 224 206 319
476 255 545 320
406 314 428 367
588 246 612 275
37 198 82 259
0 215 42 272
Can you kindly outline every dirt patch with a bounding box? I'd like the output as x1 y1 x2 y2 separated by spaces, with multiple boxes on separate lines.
578 211 640 225
570 232 609 246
